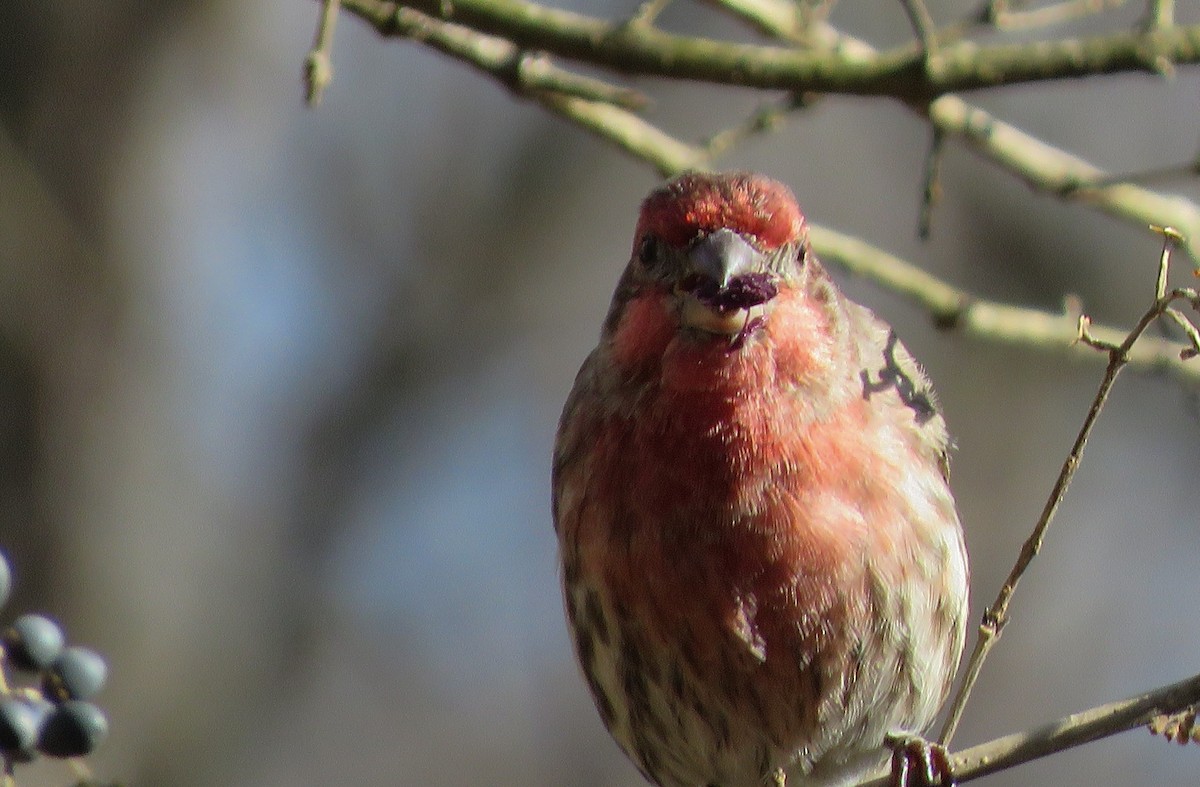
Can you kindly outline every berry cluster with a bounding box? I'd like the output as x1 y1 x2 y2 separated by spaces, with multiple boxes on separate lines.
0 551 108 777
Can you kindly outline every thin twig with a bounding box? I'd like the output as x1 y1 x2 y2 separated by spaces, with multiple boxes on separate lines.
518 55 649 110
861 668 1200 785
810 225 1200 382
900 0 940 61
703 94 813 161
66 758 93 783
702 0 808 43
1140 0 1178 72
1164 307 1200 358
938 229 1198 745
540 93 707 177
984 0 1014 21
378 9 690 174
386 9 649 109
917 128 946 240
1087 157 1200 188
628 0 674 28
1144 0 1175 31
704 0 879 57
987 0 1128 32
929 0 1127 47
926 95 1200 265
304 0 342 107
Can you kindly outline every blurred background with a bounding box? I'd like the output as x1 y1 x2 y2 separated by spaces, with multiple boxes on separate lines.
1 1 1198 785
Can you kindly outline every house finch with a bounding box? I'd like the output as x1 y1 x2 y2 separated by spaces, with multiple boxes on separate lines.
552 172 968 787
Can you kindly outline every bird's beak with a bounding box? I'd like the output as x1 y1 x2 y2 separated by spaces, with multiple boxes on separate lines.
678 229 777 338
687 228 761 288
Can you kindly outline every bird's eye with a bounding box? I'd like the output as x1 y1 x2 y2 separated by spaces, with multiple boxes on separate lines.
637 235 659 269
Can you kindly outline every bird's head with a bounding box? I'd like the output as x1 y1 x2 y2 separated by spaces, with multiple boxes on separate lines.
604 172 811 363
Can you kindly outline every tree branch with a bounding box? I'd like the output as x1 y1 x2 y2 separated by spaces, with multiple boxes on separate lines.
381 9 649 109
926 96 1200 264
328 2 1200 384
385 9 702 175
342 0 1200 99
339 1 1200 265
859 668 1200 786
304 0 341 106
541 94 707 177
938 230 1199 745
810 225 1200 383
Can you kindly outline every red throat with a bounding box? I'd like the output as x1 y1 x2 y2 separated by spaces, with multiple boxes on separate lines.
609 286 833 398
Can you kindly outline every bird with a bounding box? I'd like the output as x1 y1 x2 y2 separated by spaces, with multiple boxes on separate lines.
552 171 968 787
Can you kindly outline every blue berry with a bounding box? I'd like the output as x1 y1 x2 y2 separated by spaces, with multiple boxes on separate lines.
3 614 65 672
0 696 52 761
0 551 11 610
37 700 108 758
44 646 108 701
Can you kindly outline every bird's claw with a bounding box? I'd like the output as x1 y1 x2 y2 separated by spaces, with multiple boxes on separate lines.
885 734 954 787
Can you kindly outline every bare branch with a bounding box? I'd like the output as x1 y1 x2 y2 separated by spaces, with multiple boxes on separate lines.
926 95 1200 265
701 0 880 62
320 2 1200 381
938 230 1198 744
304 0 341 106
702 94 812 161
901 0 940 60
917 129 946 239
381 9 648 109
340 0 1200 99
1144 0 1175 31
332 2 1200 266
988 0 1129 32
809 225 1200 383
701 0 809 42
540 94 708 177
366 9 695 175
859 668 1200 785
628 0 676 28
1090 156 1200 188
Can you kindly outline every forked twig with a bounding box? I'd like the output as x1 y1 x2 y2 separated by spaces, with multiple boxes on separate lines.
939 227 1200 747
900 0 940 60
